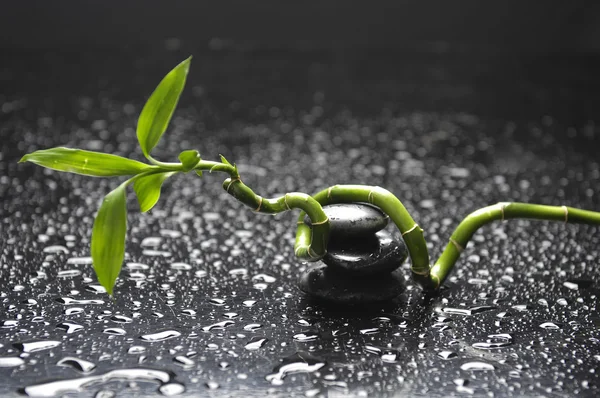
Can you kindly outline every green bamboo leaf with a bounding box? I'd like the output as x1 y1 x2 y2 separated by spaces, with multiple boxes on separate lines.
137 57 191 159
219 154 232 166
178 150 201 172
91 182 128 296
19 147 149 177
133 172 176 212
195 170 203 177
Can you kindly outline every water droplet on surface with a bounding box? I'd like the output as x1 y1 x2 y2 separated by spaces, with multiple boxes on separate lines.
14 340 61 353
245 337 268 350
243 323 262 331
110 315 133 323
472 334 513 350
540 322 562 330
209 298 226 306
85 285 107 294
443 305 496 316
128 346 147 354
460 361 495 371
359 327 380 335
205 381 220 390
57 270 81 278
23 368 180 397
66 257 93 265
56 322 84 334
173 356 195 368
159 382 186 396
56 297 104 305
194 270 207 278
103 328 126 336
140 330 181 342
57 357 96 373
0 357 25 367
438 351 458 359
170 262 192 270
202 320 234 332
293 332 319 342
252 274 276 283
43 245 69 254
242 300 257 307
266 352 326 385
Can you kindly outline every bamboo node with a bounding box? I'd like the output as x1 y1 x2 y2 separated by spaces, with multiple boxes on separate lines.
402 223 420 236
310 217 329 226
562 205 569 223
327 186 333 199
226 177 241 193
410 267 430 276
255 196 263 212
284 194 291 210
449 238 465 253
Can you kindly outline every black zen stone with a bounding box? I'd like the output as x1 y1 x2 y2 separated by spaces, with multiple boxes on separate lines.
304 203 389 240
322 230 407 275
297 262 404 304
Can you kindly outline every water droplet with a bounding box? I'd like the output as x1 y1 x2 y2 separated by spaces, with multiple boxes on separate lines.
194 270 207 278
228 268 248 276
173 356 195 368
243 300 257 307
56 297 104 305
23 368 181 397
557 298 568 306
56 322 84 334
245 337 268 350
141 237 162 247
205 381 220 390
104 328 126 336
57 357 96 373
252 274 276 283
266 352 326 385
43 245 69 254
0 357 25 367
202 320 234 332
209 298 226 306
443 305 496 316
140 330 181 342
170 262 192 271
85 285 107 294
128 346 147 354
180 309 196 316
126 262 150 270
57 270 81 278
438 351 458 360
110 315 133 323
243 323 262 331
2 320 18 328
66 257 93 265
472 334 513 350
223 312 238 319
540 322 562 330
293 332 319 342
14 340 61 353
359 327 380 335
511 304 529 311
460 361 495 371
159 383 186 396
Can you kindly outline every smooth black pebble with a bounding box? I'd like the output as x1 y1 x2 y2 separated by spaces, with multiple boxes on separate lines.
297 262 404 304
323 230 407 275
304 203 389 239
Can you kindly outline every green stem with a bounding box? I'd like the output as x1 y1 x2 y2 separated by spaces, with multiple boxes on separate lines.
431 202 600 287
222 177 330 260
296 185 433 288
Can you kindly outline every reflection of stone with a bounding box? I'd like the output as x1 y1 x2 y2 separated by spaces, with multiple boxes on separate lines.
304 203 389 240
298 203 407 303
298 263 405 304
323 230 407 275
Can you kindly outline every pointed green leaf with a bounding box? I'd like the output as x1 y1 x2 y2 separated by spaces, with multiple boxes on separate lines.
219 154 232 166
137 57 191 158
133 172 176 212
19 147 149 177
195 170 203 177
178 150 201 172
91 183 128 295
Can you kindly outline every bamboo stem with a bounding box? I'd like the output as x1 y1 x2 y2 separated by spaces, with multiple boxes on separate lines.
430 202 600 288
296 185 434 288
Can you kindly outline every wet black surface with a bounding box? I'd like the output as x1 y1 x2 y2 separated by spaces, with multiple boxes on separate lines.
1 48 600 397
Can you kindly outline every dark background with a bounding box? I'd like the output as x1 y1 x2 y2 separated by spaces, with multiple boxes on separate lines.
1 2 600 398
